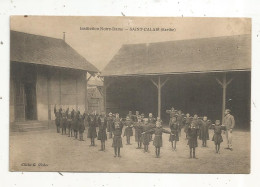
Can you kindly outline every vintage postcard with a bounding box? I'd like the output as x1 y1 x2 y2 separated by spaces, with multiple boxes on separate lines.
9 16 251 173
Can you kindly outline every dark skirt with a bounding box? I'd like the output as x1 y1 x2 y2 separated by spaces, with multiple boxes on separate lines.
212 134 223 145
169 133 179 142
112 136 123 147
88 127 97 138
98 131 107 141
153 135 163 148
187 138 198 148
142 134 150 145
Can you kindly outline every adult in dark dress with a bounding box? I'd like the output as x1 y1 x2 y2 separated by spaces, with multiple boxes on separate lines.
112 113 123 157
187 122 200 159
87 113 97 146
106 112 114 139
123 116 134 145
142 119 172 158
97 113 107 151
133 115 144 149
169 116 179 151
199 116 211 147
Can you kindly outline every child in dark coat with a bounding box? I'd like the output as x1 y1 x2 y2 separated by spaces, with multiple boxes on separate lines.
73 111 80 139
112 113 123 157
97 114 107 151
78 115 85 141
87 113 97 146
123 116 134 145
142 119 172 158
183 113 192 139
54 105 60 133
187 122 200 159
142 118 151 153
211 120 226 154
169 116 179 151
199 116 211 147
133 116 144 149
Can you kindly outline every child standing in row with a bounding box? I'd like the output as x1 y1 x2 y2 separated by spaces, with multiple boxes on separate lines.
199 116 211 147
211 120 226 154
169 116 179 151
97 113 107 151
112 113 124 157
133 116 143 149
78 115 85 141
187 122 199 159
124 116 134 145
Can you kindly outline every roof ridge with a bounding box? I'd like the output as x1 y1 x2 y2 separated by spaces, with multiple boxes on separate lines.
122 34 251 47
11 30 64 42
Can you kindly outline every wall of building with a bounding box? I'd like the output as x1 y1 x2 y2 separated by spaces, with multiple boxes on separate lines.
10 62 87 123
48 68 86 120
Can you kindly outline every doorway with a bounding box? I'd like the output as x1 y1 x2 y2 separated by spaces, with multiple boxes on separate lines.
24 82 37 120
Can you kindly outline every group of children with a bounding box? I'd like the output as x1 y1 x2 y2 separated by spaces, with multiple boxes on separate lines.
54 105 228 159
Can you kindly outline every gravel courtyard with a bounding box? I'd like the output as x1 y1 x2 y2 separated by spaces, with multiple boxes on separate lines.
9 126 250 173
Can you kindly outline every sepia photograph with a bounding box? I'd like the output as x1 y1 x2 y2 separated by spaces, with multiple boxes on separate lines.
9 16 251 173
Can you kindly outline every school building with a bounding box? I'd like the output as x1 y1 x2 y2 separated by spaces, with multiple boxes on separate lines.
10 30 99 131
102 35 251 128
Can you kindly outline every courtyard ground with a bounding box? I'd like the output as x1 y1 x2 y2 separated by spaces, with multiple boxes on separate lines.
9 126 250 173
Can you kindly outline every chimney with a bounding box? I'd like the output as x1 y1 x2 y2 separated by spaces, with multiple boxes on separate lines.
63 32 66 41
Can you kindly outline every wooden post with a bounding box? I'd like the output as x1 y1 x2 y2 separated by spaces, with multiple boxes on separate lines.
216 72 233 123
150 76 170 119
158 76 161 119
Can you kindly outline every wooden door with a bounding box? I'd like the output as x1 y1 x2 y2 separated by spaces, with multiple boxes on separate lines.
14 81 25 121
